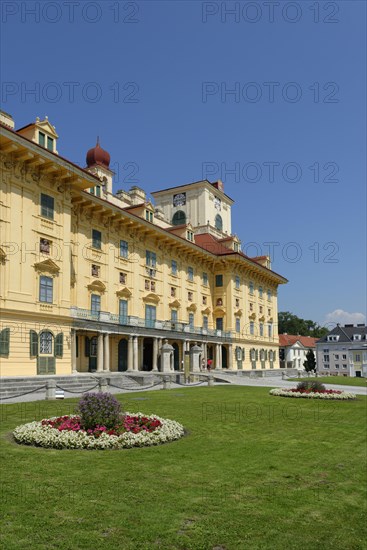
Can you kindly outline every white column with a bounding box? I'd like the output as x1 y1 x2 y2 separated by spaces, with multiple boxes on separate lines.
133 336 138 371
127 336 133 371
97 333 104 372
215 343 220 370
71 330 77 374
228 344 233 370
138 338 144 370
152 338 158 371
103 333 110 371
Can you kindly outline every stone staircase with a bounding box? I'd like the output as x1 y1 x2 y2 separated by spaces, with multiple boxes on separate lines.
0 373 148 401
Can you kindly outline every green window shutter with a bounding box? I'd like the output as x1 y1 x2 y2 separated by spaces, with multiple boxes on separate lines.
37 356 56 375
0 329 10 357
85 337 90 357
30 330 38 357
55 333 63 358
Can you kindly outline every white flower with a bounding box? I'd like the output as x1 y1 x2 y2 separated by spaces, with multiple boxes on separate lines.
13 413 185 450
269 388 356 400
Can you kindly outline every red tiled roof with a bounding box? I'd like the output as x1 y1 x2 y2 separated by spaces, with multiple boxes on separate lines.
194 233 235 255
279 334 318 348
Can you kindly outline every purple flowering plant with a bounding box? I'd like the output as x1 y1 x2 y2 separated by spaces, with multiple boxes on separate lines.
76 392 122 430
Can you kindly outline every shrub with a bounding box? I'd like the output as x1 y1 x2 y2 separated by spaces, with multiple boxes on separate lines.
77 392 121 430
297 380 326 392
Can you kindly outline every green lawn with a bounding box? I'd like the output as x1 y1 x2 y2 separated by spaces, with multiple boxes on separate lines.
1 387 366 550
288 376 367 387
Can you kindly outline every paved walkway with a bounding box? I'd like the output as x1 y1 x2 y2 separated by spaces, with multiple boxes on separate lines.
1 374 365 404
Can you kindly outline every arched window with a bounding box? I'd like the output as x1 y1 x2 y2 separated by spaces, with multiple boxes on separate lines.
39 331 53 355
172 211 186 226
215 214 223 231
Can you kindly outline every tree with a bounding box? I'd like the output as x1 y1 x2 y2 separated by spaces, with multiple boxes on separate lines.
278 311 328 338
303 350 316 373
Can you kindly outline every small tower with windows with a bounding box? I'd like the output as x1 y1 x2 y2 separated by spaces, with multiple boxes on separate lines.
151 179 233 237
85 138 114 197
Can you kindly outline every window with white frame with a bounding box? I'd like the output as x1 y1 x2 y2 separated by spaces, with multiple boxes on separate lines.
39 331 53 354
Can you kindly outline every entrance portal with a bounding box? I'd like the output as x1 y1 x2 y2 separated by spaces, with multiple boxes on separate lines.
118 339 128 371
222 346 228 369
143 338 153 371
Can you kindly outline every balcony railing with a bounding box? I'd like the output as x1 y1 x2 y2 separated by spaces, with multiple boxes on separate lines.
70 307 232 339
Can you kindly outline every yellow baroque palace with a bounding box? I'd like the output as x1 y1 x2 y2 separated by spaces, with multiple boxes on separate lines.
0 111 287 377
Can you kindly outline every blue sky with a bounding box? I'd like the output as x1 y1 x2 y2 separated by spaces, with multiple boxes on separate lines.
1 0 366 327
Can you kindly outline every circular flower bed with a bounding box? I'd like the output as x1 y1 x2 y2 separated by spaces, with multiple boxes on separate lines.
13 412 185 450
269 388 356 400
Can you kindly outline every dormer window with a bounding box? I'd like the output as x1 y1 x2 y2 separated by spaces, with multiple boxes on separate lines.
234 242 240 252
47 136 54 151
145 210 153 222
353 334 361 341
187 231 194 241
327 335 340 342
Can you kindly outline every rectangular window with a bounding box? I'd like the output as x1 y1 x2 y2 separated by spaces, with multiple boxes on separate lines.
259 286 263 299
216 318 223 331
187 231 193 241
249 281 254 294
236 318 240 333
355 354 361 362
323 355 329 362
250 321 254 335
171 287 176 297
267 289 271 301
145 280 150 290
324 364 330 369
120 240 128 258
235 276 240 289
171 260 177 276
189 313 194 328
95 185 101 197
188 266 194 282
145 210 153 222
150 281 156 292
119 272 126 285
342 354 347 360
146 250 157 267
40 193 54 220
91 294 101 315
335 354 339 359
202 296 207 305
40 238 51 254
249 303 253 311
145 304 156 328
235 298 240 308
188 291 193 302
92 229 102 250
39 132 45 147
202 272 208 286
215 274 223 287
268 323 273 337
203 316 208 330
335 364 339 369
259 306 263 314
119 299 128 323
91 264 100 277
171 309 178 323
342 364 347 369
39 276 53 303
47 136 54 151
259 323 264 337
